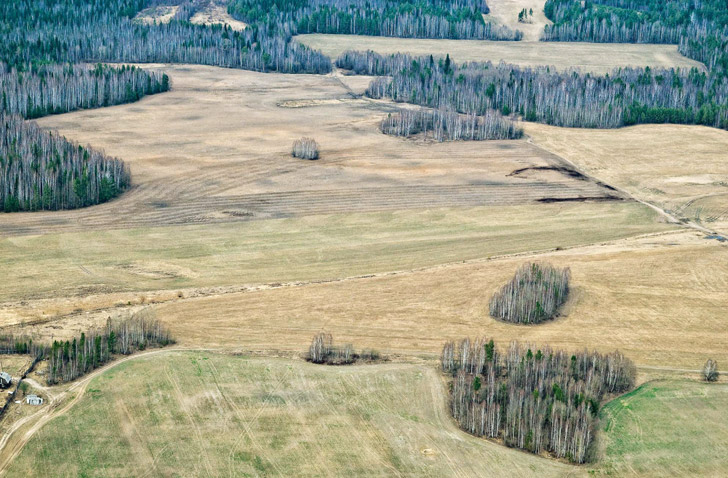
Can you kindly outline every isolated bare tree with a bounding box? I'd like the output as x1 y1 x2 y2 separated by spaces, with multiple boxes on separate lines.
703 359 719 382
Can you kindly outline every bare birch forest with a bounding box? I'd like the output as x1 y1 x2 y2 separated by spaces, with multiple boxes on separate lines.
338 50 728 130
228 0 523 40
489 263 571 324
381 107 522 141
1 115 131 211
441 338 636 463
307 333 380 364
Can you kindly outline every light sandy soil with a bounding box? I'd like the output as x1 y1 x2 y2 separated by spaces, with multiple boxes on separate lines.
525 122 728 234
295 34 704 74
190 4 247 31
133 5 180 25
485 0 551 41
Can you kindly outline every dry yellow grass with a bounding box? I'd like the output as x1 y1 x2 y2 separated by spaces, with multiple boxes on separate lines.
525 123 728 234
152 230 727 369
485 0 551 42
295 34 704 74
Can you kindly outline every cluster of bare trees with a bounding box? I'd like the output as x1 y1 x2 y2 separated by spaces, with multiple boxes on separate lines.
381 107 522 141
0 63 169 120
307 332 380 364
442 338 635 463
48 310 173 384
489 263 571 324
292 137 320 159
344 50 728 129
703 359 719 382
1 115 131 212
228 0 523 40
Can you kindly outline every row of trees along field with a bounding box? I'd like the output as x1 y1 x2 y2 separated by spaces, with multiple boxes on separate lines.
47 311 173 384
228 0 523 40
335 50 728 129
542 0 728 80
1 115 131 212
0 63 169 120
307 332 381 364
0 0 331 74
381 107 523 141
489 263 571 324
441 338 636 463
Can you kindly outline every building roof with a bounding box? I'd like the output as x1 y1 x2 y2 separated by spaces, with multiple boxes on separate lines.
0 372 11 381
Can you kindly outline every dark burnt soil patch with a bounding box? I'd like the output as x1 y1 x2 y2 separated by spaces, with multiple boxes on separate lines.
538 196 623 203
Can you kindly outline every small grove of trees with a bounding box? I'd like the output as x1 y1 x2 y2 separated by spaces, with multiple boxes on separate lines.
703 359 719 382
1 115 131 212
307 332 380 364
47 310 173 385
292 137 320 159
517 8 533 24
489 263 571 324
381 107 523 141
441 338 636 463
0 63 169 120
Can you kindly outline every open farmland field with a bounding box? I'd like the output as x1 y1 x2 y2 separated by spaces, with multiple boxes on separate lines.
600 380 728 477
3 352 582 478
6 353 727 478
295 34 704 74
524 123 728 234
1 64 621 238
147 230 728 369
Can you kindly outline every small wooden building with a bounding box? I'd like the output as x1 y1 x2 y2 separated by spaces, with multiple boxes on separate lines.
25 394 43 406
0 372 12 389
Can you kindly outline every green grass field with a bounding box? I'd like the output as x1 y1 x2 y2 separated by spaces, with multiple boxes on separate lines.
6 352 578 477
0 201 670 302
598 380 728 477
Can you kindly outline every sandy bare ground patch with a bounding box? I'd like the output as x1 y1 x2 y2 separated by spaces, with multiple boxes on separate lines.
295 34 703 74
485 0 551 42
1 64 618 237
190 4 247 31
133 5 179 25
149 229 727 369
524 123 728 234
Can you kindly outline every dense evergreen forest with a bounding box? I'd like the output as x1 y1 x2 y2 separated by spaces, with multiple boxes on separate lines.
441 338 635 463
1 115 131 212
337 50 728 129
228 0 522 40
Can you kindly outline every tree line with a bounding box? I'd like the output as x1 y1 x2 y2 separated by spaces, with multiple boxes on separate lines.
381 107 522 141
336 50 728 129
1 115 131 211
489 263 570 324
1 63 169 120
307 332 381 364
47 310 173 384
228 0 523 40
542 0 728 80
0 0 331 74
441 338 636 463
